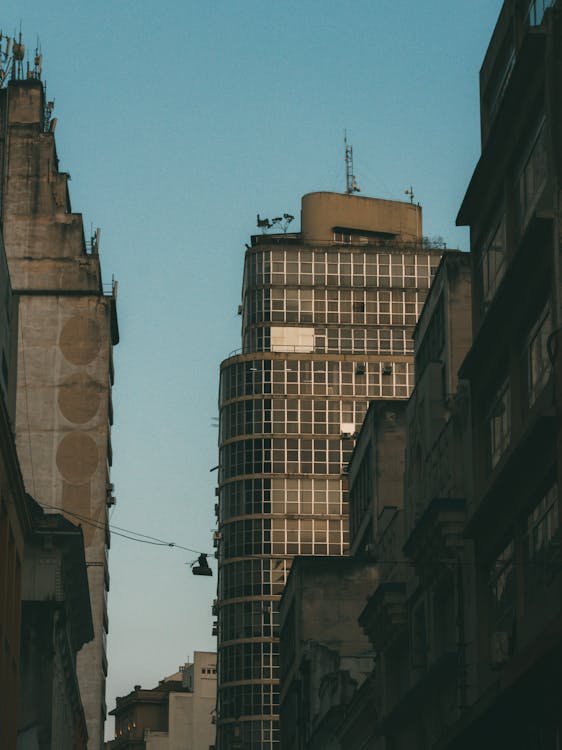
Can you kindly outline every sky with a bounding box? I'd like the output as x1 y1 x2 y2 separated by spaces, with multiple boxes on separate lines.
4 0 503 740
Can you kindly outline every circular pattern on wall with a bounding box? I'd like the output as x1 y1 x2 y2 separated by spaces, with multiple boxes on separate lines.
59 316 101 365
58 373 102 424
56 432 99 484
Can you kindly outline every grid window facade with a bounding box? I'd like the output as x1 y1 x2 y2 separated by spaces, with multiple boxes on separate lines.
246 287 424 327
243 247 434 290
220 437 354 480
222 519 272 558
221 479 272 519
219 641 280 683
219 684 280 720
219 558 290 599
270 517 346 555
221 359 414 402
220 600 279 642
218 235 441 745
217 719 280 750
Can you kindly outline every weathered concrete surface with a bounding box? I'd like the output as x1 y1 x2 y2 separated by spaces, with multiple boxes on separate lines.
0 78 118 750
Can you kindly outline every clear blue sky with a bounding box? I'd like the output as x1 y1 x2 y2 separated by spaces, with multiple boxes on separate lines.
5 0 502 739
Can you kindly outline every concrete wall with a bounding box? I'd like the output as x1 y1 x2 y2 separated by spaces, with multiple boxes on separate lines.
0 78 117 749
301 192 422 244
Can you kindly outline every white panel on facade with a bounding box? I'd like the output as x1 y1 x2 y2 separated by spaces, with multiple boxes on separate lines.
270 326 314 352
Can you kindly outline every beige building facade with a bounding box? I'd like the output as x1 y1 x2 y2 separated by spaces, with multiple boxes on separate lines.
0 78 118 748
109 652 217 750
216 191 442 749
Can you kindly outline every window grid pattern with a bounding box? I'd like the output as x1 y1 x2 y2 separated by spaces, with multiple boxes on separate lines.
221 359 414 403
220 437 354 480
219 642 280 683
220 600 279 642
270 517 346 555
219 685 280 720
222 519 272 558
244 248 435 290
217 720 280 750
221 479 272 519
221 398 369 441
247 287 424 327
222 477 345 521
219 558 290 599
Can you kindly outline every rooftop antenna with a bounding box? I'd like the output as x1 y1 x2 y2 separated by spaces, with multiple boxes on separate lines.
344 131 360 195
32 36 42 80
405 186 415 204
0 33 13 88
12 27 25 81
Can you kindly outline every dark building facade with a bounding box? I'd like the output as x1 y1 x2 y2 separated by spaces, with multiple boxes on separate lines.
450 0 562 745
19 498 94 750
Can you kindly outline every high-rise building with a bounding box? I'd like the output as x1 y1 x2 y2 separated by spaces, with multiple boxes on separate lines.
0 74 118 748
216 191 442 749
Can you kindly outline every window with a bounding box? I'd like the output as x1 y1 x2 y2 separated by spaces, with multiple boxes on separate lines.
527 483 559 589
481 215 506 304
489 540 515 632
411 599 429 670
526 0 553 26
488 379 511 468
528 303 552 406
517 120 547 232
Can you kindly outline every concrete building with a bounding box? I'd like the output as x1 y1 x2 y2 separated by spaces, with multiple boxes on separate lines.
0 221 28 750
0 75 118 748
278 557 378 750
18 497 94 750
449 0 562 744
216 191 442 748
356 251 473 748
108 652 217 750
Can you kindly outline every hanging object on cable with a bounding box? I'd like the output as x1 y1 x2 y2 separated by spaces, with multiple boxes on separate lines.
192 553 213 577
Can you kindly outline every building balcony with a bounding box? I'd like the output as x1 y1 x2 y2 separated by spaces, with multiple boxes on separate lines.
460 211 552 379
459 28 548 225
466 383 557 535
359 582 407 651
403 498 466 576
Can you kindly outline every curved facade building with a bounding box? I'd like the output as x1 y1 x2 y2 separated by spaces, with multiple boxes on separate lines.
216 192 441 749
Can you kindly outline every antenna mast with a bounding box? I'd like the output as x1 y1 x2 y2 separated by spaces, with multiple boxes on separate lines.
344 131 360 195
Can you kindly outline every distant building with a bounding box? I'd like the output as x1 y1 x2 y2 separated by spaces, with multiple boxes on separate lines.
216 190 442 748
108 652 217 750
0 73 119 748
